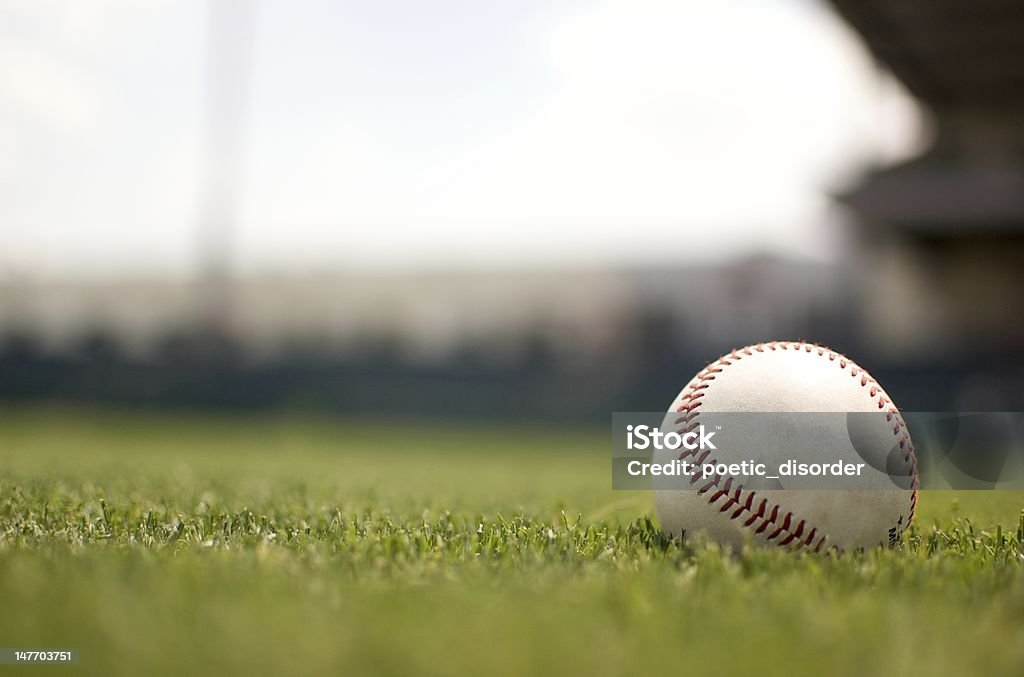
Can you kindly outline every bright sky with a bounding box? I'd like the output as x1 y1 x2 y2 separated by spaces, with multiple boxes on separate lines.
0 0 926 277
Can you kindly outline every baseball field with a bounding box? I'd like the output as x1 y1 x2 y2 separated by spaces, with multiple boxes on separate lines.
2 406 1023 676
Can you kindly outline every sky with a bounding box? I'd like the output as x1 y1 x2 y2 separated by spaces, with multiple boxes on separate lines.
0 0 927 278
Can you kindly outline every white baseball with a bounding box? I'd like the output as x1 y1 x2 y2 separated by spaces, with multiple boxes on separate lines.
652 341 918 552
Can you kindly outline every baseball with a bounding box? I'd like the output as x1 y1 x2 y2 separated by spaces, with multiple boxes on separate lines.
652 341 919 552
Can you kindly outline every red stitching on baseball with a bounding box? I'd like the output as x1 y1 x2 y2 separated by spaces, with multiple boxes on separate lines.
672 340 919 552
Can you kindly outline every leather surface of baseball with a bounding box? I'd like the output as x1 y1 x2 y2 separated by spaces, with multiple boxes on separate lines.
652 341 919 552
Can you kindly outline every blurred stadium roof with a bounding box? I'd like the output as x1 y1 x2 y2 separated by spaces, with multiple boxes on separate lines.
829 0 1024 232
829 0 1024 109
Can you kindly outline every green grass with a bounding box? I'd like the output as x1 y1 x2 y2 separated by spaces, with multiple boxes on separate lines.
1 406 1024 676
